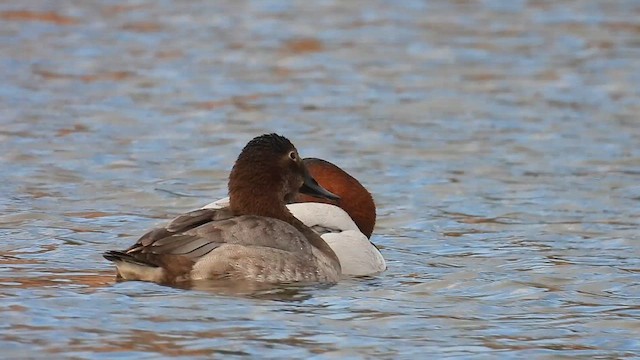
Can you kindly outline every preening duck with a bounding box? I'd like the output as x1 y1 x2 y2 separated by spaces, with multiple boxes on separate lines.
103 134 342 285
204 158 386 276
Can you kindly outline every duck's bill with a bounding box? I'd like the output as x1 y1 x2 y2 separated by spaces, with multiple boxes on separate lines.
300 173 340 201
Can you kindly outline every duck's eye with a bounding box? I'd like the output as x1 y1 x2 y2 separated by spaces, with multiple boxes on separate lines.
288 151 297 161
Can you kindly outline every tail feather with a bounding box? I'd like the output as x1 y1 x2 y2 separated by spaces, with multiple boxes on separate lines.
103 250 159 268
103 250 167 282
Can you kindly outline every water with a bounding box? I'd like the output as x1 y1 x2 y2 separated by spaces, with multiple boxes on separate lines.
1 0 639 358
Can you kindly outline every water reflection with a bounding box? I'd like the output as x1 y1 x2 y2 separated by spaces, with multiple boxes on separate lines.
1 0 640 358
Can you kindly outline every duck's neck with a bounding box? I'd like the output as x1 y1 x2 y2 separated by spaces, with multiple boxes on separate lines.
229 191 340 265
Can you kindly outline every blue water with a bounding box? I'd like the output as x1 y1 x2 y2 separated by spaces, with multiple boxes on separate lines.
1 0 639 358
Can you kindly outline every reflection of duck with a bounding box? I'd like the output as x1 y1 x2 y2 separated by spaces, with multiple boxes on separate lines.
205 158 386 277
103 134 342 284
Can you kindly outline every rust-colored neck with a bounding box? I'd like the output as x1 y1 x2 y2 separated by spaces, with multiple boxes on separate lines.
296 158 376 238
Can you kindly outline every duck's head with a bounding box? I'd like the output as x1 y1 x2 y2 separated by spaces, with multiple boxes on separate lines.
296 158 376 238
228 133 339 216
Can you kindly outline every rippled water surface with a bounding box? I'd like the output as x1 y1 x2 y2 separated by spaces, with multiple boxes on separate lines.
2 0 640 358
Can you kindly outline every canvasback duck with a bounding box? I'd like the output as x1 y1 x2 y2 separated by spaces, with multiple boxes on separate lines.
204 158 386 276
103 133 342 284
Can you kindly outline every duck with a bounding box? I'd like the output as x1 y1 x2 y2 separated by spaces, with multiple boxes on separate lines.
203 158 386 276
103 133 342 285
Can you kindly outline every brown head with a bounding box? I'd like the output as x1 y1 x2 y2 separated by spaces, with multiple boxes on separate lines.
295 158 376 238
228 134 339 220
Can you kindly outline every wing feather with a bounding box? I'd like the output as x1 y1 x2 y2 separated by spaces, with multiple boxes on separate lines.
119 208 312 267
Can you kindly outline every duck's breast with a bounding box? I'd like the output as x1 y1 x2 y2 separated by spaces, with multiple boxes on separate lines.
191 243 339 283
287 203 385 277
320 231 386 276
286 202 360 233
